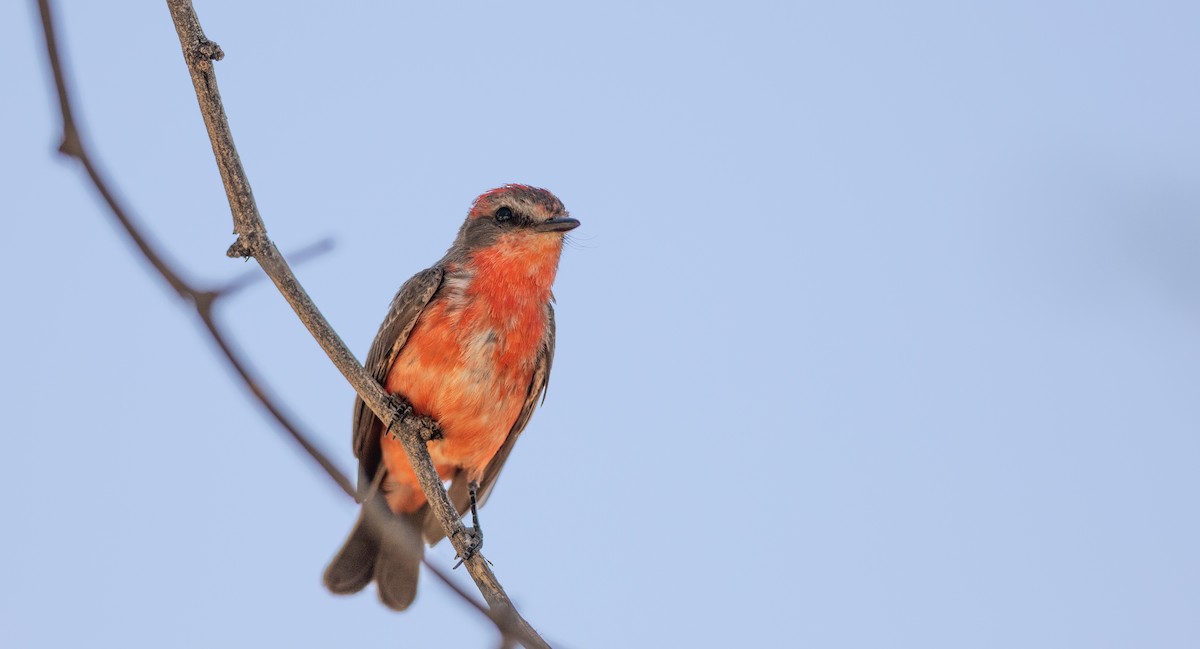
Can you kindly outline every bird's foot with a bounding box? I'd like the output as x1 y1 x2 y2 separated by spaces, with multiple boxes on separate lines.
384 395 442 442
451 527 489 569
413 413 443 442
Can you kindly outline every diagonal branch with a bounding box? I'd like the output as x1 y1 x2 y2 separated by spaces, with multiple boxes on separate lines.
162 1 548 646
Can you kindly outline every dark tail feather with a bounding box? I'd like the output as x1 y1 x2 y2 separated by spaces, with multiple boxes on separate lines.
373 507 426 611
324 496 426 611
323 508 379 595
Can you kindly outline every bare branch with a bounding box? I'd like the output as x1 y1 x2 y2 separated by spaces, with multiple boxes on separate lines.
37 0 192 302
196 306 357 498
34 0 355 506
161 7 550 644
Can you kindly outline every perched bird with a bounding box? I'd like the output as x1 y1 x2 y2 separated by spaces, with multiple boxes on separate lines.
324 185 578 610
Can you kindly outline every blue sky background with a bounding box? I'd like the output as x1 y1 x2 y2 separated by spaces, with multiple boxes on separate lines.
4 1 1199 647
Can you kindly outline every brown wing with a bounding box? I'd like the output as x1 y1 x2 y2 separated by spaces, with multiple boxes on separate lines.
429 302 556 542
352 266 445 493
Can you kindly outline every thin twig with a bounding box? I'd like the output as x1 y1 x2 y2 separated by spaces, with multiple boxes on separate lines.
217 237 335 297
34 1 551 647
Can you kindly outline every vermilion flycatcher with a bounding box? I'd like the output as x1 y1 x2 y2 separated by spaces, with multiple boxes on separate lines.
323 185 578 610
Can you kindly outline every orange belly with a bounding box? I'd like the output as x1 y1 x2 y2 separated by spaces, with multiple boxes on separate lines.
378 288 544 514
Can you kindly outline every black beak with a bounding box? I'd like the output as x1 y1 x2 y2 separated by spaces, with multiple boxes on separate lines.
534 217 581 233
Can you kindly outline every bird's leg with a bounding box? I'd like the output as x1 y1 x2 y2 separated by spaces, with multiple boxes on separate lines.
452 481 485 568
468 480 483 542
384 393 442 442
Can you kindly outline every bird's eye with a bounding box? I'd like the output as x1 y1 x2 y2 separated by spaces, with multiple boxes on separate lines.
495 207 513 222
